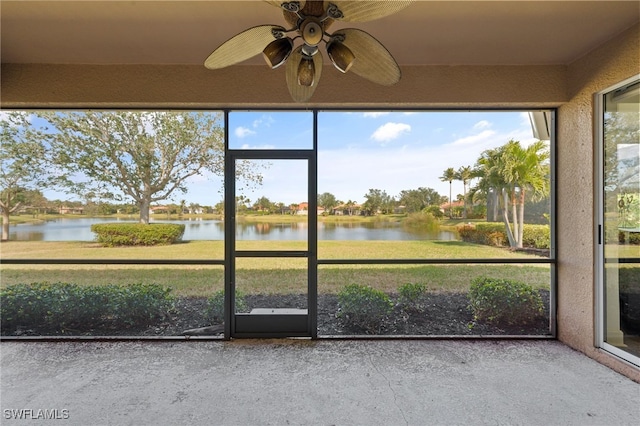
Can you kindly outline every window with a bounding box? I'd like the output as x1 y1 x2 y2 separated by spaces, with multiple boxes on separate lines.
597 76 640 366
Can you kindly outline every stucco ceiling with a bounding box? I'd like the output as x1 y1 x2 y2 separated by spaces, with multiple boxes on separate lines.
1 0 639 66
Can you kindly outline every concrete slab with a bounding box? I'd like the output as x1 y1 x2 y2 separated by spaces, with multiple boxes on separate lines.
1 340 638 425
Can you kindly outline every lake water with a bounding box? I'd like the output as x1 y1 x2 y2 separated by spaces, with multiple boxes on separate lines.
8 217 459 242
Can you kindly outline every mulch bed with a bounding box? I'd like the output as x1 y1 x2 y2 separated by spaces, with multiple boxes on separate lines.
5 291 550 337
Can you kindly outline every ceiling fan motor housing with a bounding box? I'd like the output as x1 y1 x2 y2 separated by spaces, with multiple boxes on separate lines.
300 18 323 46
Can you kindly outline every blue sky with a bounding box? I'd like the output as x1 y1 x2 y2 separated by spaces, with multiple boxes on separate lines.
21 110 540 207
202 110 539 206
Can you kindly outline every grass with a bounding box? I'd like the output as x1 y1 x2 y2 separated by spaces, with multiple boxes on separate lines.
0 239 551 297
0 239 543 261
0 264 550 297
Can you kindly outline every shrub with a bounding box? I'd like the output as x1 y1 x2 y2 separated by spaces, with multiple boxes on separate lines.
337 284 393 333
403 212 439 231
468 277 544 326
424 205 444 219
0 282 175 334
457 222 550 249
205 290 248 323
619 231 640 245
522 225 551 249
91 223 185 246
397 282 427 311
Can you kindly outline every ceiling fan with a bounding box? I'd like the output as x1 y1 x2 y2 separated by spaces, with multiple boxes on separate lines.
204 0 412 102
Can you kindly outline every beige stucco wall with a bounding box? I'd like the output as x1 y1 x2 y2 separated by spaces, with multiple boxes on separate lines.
1 63 566 109
557 23 640 381
1 23 639 380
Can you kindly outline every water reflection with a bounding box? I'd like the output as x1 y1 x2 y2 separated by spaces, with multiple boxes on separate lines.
8 217 458 242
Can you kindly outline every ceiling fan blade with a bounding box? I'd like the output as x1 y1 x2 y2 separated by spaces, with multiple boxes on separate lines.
204 25 286 69
334 28 400 86
263 0 307 11
286 46 323 102
325 0 412 22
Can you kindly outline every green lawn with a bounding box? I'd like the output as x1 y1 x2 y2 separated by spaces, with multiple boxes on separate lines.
0 239 542 260
0 240 552 297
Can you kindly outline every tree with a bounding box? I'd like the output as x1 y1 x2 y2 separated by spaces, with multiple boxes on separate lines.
471 140 550 248
253 196 273 213
603 110 640 230
398 187 446 213
455 166 473 219
470 151 506 223
37 111 261 224
236 195 251 213
0 112 50 241
317 192 338 214
344 200 357 216
363 188 393 215
214 200 225 215
501 140 550 248
439 167 456 218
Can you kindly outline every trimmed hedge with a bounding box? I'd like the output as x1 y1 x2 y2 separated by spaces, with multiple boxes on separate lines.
468 277 544 326
0 282 175 334
91 223 185 246
619 231 640 245
457 222 550 249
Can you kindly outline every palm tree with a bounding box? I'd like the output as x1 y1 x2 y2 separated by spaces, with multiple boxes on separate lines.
472 145 516 246
456 165 473 219
440 167 456 218
472 140 550 248
345 200 356 216
501 140 550 248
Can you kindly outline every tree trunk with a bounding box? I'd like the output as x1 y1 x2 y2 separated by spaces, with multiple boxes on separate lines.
449 181 453 218
462 183 467 219
487 189 499 222
1 209 10 241
517 189 526 248
501 189 516 247
139 198 150 224
510 189 519 247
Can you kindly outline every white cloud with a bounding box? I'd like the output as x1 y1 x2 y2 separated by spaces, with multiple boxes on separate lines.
370 122 411 143
473 120 492 130
363 112 390 118
235 126 256 138
449 129 496 146
252 115 275 128
519 112 532 126
240 143 275 149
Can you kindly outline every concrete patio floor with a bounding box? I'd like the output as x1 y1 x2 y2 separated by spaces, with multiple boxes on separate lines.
1 339 638 425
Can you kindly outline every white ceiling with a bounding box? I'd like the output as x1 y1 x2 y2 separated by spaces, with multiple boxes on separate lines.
1 0 639 66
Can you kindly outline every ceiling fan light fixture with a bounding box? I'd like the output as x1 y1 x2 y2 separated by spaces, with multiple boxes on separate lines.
262 37 294 69
297 56 315 86
204 1 412 102
327 40 355 73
